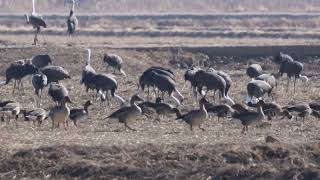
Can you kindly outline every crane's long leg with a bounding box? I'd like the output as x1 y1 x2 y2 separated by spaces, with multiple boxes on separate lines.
51 120 55 131
19 80 25 93
193 87 198 102
125 123 136 131
40 28 47 45
286 78 290 92
293 77 297 94
147 86 150 100
33 27 38 45
12 80 16 94
106 92 110 106
182 82 187 91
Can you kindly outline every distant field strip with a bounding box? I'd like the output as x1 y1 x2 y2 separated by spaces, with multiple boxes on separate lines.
1 13 320 39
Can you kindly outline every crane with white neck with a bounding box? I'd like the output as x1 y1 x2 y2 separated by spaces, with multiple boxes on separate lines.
24 0 47 45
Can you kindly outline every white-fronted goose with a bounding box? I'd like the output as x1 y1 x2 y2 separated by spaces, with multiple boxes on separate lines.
21 108 47 127
247 101 292 120
107 95 144 131
0 101 21 127
49 96 73 130
283 103 312 122
176 98 208 131
232 100 265 134
69 100 93 127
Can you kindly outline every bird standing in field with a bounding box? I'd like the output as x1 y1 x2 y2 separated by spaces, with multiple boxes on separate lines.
49 96 73 130
69 100 93 127
246 64 263 80
246 80 272 102
67 0 78 36
107 95 144 131
5 61 37 94
247 101 292 121
32 72 47 106
232 100 266 134
151 97 180 121
48 82 68 104
0 101 21 128
31 54 52 68
176 98 208 131
283 103 312 122
21 108 47 128
103 53 127 77
81 49 97 95
41 65 70 83
25 0 47 45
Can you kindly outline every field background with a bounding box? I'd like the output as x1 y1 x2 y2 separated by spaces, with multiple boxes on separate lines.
1 0 320 13
0 0 320 179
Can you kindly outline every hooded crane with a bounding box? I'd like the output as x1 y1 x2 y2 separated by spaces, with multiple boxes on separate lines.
246 64 263 80
255 73 277 90
81 49 97 95
41 65 70 83
91 73 125 106
207 68 233 103
193 70 235 105
183 66 201 91
31 54 52 68
176 98 208 131
48 82 68 104
32 72 47 106
246 80 272 103
64 0 80 7
67 0 78 36
103 53 127 77
137 67 176 100
107 95 144 131
146 70 183 105
5 61 37 94
69 100 93 127
25 0 46 45
49 96 73 130
232 100 265 134
273 52 294 64
278 58 308 93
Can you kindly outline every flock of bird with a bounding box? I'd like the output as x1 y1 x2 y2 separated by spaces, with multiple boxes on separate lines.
2 0 319 134
0 48 318 134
